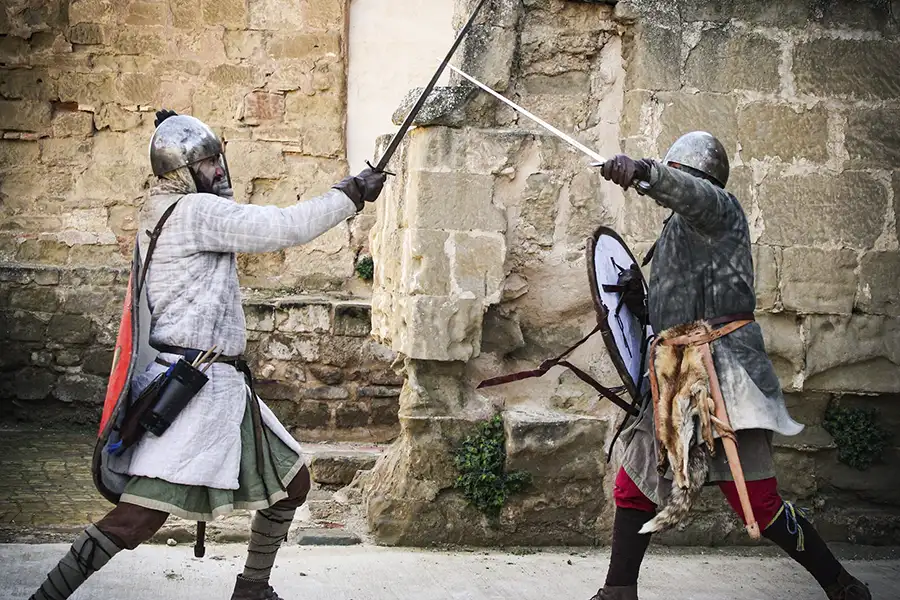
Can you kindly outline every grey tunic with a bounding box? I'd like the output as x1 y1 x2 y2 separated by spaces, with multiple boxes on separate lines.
621 162 803 505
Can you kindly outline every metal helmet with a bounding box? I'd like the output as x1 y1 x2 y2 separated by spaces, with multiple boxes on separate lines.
663 131 730 188
149 115 223 177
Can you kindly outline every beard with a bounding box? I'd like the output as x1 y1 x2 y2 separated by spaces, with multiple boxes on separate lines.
210 176 233 198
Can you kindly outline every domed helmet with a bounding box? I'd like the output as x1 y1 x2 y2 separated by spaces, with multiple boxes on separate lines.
149 114 231 189
663 131 729 188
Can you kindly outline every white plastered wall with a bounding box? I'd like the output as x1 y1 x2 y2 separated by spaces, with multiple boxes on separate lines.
346 0 455 173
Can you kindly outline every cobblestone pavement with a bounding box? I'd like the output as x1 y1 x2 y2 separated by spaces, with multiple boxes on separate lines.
0 428 110 540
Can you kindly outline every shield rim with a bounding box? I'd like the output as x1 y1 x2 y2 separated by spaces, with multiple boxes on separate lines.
585 226 649 402
91 243 142 505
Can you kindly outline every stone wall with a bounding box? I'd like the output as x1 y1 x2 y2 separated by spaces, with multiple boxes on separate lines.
363 0 900 547
0 1 399 440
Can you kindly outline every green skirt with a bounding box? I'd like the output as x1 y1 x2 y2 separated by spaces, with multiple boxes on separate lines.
119 398 304 521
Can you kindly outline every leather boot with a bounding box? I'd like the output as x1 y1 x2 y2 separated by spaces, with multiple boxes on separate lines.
230 574 284 600
824 568 871 600
589 585 639 600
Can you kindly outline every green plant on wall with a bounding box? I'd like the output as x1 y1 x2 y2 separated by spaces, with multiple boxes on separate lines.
452 415 532 519
355 254 374 281
823 404 892 471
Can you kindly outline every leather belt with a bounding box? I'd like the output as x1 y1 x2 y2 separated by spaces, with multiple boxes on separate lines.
152 344 242 368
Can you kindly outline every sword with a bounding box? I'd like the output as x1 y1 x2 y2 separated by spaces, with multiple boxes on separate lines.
447 64 607 165
370 0 492 174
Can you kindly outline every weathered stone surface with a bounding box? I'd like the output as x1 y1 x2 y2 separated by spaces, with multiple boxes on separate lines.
9 286 58 311
680 0 812 25
447 232 506 302
393 295 484 362
753 245 779 311
202 0 247 26
399 229 451 297
266 32 341 60
0 68 55 100
333 303 371 337
781 392 832 428
50 110 93 138
857 252 900 317
794 40 900 101
805 315 900 393
657 92 737 159
370 397 400 426
241 91 286 125
52 373 106 405
622 23 681 91
276 304 331 334
780 247 857 315
309 451 379 486
12 367 56 401
821 448 900 506
336 402 369 428
685 28 780 93
738 103 829 163
845 108 900 170
759 172 887 249
755 312 804 389
0 139 40 168
46 314 93 344
0 100 51 132
292 528 361 546
405 170 504 232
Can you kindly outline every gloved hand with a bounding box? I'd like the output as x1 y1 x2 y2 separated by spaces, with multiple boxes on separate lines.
600 154 652 190
332 167 387 211
154 109 178 128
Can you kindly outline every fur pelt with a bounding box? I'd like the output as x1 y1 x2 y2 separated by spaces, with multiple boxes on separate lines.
640 321 735 535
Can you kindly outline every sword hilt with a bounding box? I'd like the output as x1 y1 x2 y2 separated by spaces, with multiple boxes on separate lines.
366 160 396 177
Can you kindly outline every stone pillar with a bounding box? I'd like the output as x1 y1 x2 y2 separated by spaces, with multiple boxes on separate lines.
363 0 628 546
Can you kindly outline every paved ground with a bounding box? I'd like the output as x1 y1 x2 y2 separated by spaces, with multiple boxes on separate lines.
0 429 108 533
5 544 900 600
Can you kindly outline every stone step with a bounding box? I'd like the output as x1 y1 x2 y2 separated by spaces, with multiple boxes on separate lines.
302 442 385 486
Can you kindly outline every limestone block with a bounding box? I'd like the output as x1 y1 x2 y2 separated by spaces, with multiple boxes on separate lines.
0 139 39 168
309 451 377 486
517 173 561 247
622 191 671 242
276 304 331 334
371 397 400 426
125 1 168 26
53 373 107 405
15 239 70 264
657 92 737 159
447 232 506 302
481 306 525 356
94 105 142 132
0 67 55 100
281 226 355 282
821 448 900 506
459 25 517 91
780 248 857 315
3 310 48 342
83 347 113 375
772 449 819 499
0 100 51 132
115 26 166 56
738 103 829 163
805 315 900 393
248 0 306 29
622 23 681 91
40 138 91 170
406 127 524 176
815 0 896 31
845 108 900 170
620 89 651 138
301 0 346 30
50 110 93 138
245 305 276 332
168 0 202 27
266 32 341 60
202 0 246 26
11 367 56 401
336 402 370 428
857 251 900 317
685 28 780 93
794 40 900 101
752 245 779 311
405 170 504 232
9 286 58 311
114 73 161 106
781 392 832 428
224 30 265 61
759 172 887 249
56 72 115 106
755 312 804 389
504 408 608 481
679 0 811 25
394 295 484 362
333 302 371 337
564 170 614 244
226 140 286 183
241 91 286 125
170 27 227 63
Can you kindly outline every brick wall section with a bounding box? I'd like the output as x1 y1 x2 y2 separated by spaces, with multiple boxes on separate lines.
0 263 400 438
0 0 372 291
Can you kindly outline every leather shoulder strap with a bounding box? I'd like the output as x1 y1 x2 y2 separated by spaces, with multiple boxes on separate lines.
137 201 180 295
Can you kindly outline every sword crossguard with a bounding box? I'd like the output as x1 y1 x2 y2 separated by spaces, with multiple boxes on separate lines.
366 160 396 177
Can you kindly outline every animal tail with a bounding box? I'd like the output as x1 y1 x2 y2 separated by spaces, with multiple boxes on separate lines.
639 444 709 535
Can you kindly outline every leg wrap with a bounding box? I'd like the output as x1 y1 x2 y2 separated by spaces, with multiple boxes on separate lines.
30 525 122 600
242 505 296 582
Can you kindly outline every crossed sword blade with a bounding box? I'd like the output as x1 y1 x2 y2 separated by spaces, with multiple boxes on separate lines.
448 64 607 166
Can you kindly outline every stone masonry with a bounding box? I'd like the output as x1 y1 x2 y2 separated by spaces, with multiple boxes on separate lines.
0 1 397 440
363 0 900 547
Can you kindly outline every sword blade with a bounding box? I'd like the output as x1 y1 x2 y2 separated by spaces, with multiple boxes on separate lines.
448 64 607 165
373 0 491 172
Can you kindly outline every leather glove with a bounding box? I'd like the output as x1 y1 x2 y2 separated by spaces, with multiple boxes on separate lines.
332 167 387 211
600 154 652 190
154 109 178 128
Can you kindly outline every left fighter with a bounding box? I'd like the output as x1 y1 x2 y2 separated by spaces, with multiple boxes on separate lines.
27 110 386 600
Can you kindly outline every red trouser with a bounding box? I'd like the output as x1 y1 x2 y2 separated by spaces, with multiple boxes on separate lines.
613 466 783 528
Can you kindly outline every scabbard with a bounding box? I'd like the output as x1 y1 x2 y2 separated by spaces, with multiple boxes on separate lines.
699 343 761 540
